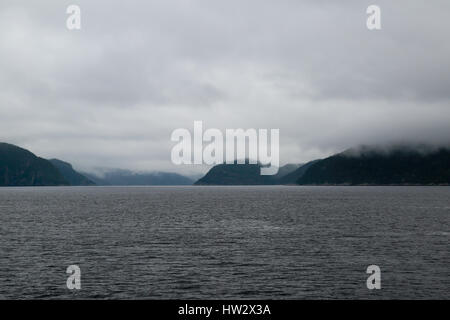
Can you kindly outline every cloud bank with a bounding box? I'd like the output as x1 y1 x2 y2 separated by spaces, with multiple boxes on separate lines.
0 0 449 174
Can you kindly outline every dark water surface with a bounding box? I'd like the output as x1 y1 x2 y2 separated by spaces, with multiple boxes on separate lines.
0 186 448 299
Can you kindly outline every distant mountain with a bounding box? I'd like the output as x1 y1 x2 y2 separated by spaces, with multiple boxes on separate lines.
4 141 448 187
195 162 279 185
274 163 302 180
84 169 193 186
81 172 111 186
278 160 319 184
297 146 450 185
186 173 206 182
0 143 68 186
49 159 95 186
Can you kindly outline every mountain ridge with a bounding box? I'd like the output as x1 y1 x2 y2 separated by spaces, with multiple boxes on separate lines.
49 159 95 186
297 146 450 185
0 142 68 186
2 142 449 186
194 162 301 185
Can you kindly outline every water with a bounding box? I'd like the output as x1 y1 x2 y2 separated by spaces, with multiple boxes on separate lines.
0 186 448 299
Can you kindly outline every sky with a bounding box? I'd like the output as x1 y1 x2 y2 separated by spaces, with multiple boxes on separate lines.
1 0 449 175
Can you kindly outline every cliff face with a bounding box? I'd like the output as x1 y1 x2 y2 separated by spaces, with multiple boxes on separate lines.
0 143 68 186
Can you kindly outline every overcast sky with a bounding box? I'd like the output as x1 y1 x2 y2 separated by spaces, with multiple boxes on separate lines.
1 0 449 175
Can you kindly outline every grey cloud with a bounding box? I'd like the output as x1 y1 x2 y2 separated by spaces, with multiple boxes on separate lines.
0 0 449 173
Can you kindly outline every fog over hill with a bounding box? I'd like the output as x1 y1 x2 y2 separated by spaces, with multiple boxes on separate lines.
297 145 450 185
83 169 194 186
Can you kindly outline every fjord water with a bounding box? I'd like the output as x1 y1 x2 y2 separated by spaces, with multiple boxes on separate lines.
0 186 448 299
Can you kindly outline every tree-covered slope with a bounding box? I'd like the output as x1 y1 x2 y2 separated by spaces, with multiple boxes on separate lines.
0 143 68 186
195 162 277 185
49 159 95 186
278 160 319 184
297 146 450 185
